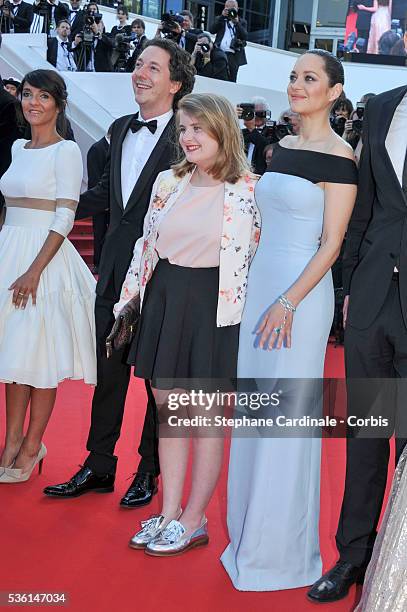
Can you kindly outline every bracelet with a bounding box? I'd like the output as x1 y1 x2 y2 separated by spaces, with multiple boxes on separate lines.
278 294 296 313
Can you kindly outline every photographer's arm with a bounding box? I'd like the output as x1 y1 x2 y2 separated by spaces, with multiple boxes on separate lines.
235 18 248 41
209 15 224 34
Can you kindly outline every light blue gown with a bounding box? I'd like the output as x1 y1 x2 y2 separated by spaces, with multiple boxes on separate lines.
221 145 356 591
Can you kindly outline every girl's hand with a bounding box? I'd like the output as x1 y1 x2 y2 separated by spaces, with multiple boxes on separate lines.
9 269 41 309
255 302 294 350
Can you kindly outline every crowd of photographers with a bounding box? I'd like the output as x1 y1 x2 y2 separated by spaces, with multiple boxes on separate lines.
0 0 248 79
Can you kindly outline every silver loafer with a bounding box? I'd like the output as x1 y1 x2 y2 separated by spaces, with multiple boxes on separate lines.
145 519 209 557
129 514 166 549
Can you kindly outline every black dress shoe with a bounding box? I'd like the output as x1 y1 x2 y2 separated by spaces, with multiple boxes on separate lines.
307 561 365 603
120 472 158 508
43 466 114 498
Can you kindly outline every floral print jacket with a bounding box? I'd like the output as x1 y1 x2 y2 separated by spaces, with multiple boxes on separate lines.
114 168 261 327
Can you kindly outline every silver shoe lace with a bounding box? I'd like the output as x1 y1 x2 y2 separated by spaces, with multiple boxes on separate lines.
159 520 185 544
137 515 163 537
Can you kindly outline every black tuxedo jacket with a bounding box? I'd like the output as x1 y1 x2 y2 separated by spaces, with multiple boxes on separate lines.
33 1 70 33
69 8 84 39
343 85 407 329
242 126 271 175
0 0 33 33
47 36 74 67
87 136 109 190
210 16 248 66
76 114 177 299
356 0 373 31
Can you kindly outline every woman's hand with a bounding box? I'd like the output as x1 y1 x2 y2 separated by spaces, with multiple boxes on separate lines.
9 269 41 309
255 302 294 350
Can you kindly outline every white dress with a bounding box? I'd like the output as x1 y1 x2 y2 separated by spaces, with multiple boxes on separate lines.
0 139 96 388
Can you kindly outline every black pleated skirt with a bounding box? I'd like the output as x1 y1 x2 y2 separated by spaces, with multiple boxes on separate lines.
128 259 239 390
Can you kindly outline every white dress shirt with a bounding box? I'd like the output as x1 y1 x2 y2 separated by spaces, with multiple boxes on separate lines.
220 20 235 54
56 35 76 71
385 92 407 186
121 108 173 207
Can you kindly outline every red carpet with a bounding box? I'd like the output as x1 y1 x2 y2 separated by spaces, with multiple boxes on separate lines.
0 345 394 612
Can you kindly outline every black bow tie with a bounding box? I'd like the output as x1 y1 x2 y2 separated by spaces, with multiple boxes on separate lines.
129 117 158 135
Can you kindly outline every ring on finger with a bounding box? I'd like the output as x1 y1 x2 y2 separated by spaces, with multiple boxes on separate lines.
18 291 25 296
273 327 281 334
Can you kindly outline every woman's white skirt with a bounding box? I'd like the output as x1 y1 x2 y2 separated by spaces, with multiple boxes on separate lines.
0 208 97 388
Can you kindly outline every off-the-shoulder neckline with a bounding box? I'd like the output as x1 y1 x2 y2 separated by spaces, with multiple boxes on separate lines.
276 141 355 162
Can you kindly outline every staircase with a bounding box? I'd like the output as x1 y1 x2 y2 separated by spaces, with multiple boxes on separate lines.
69 219 94 267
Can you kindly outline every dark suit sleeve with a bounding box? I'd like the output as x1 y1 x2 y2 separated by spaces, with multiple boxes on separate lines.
46 38 55 65
209 16 225 35
235 19 248 41
210 50 230 80
342 100 375 294
14 3 33 31
248 129 269 149
76 146 110 219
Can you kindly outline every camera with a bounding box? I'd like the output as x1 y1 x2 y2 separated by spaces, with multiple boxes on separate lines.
239 103 255 121
160 11 183 39
83 3 102 26
227 8 238 19
115 32 136 47
330 115 346 136
197 42 211 54
265 120 291 141
230 36 246 52
352 102 365 134
240 104 272 123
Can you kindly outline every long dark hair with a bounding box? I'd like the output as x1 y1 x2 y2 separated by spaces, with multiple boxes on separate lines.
20 69 69 138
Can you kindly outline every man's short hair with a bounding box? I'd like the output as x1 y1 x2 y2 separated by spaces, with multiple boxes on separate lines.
180 10 194 25
198 32 212 45
131 18 145 30
251 96 269 111
57 19 71 28
142 38 196 109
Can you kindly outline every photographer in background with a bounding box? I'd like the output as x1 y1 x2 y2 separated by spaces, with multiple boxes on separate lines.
191 32 229 81
74 2 113 72
238 97 272 175
68 0 84 39
180 9 203 38
278 108 301 135
47 18 77 70
155 11 197 53
0 0 33 33
3 76 20 96
33 0 70 35
343 92 376 164
125 18 147 72
210 0 247 82
111 5 132 71
330 96 353 137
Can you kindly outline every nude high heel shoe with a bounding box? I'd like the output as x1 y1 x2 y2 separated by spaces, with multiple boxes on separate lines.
0 443 47 483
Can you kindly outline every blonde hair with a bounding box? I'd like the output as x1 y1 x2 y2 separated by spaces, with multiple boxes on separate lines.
172 93 251 184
